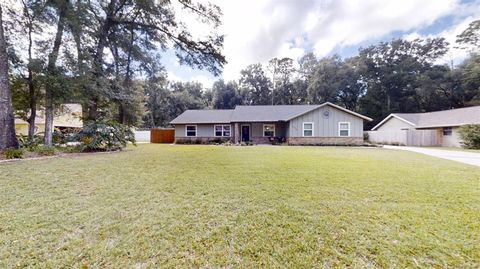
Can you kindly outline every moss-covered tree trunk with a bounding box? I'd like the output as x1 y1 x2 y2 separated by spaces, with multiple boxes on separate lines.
0 5 19 150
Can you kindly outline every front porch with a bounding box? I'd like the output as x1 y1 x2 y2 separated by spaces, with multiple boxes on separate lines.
233 122 287 144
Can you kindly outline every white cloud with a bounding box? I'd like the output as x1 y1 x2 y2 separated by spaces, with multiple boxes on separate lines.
174 0 479 81
190 75 216 89
167 71 215 89
402 1 480 66
309 0 458 56
436 5 480 66
167 71 183 82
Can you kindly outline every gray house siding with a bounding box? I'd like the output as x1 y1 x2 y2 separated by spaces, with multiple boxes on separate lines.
174 124 233 143
288 106 363 137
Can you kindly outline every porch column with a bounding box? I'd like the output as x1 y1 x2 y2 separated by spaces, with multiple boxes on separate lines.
234 122 240 143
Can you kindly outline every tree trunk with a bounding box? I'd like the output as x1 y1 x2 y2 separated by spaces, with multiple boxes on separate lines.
44 0 68 147
118 27 134 125
0 5 19 150
87 0 116 121
118 103 125 124
26 25 36 141
27 72 36 141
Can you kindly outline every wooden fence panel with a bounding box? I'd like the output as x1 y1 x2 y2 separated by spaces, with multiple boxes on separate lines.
367 129 441 146
150 128 175 143
406 130 440 146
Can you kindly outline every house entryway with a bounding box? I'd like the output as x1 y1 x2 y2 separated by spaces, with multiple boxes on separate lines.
241 125 250 142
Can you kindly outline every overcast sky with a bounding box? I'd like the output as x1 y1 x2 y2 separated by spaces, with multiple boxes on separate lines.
165 0 480 88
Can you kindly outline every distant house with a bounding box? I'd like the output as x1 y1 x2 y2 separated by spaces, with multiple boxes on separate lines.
170 102 372 145
371 106 480 147
15 103 83 136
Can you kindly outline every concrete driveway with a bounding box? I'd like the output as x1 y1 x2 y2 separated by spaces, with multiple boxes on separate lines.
383 146 480 167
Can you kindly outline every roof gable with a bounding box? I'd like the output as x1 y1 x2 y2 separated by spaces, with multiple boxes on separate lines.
287 102 373 121
371 114 417 130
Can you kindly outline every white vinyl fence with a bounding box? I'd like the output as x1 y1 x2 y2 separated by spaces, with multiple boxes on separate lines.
134 130 151 143
367 130 440 146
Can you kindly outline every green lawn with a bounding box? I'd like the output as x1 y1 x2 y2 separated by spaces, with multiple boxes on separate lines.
1 145 479 268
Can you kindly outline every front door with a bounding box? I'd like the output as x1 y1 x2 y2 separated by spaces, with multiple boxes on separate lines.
241 125 250 142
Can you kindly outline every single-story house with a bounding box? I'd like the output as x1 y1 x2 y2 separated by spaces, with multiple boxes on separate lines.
170 102 372 145
15 103 83 136
371 105 480 147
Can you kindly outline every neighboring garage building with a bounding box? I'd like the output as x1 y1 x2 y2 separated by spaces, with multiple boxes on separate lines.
370 106 480 147
14 103 83 136
170 102 372 145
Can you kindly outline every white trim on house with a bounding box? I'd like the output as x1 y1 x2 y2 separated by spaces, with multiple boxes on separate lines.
302 122 314 137
371 114 417 131
214 124 231 137
338 122 351 137
185 125 197 137
263 124 275 137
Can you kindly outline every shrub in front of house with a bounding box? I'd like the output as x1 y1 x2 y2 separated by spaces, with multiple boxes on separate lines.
3 148 24 159
458 124 480 149
78 120 136 151
53 129 80 145
17 134 44 151
34 147 56 156
363 132 369 142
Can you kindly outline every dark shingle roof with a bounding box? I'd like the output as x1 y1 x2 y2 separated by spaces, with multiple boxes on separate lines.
391 113 422 125
373 106 480 130
170 109 233 124
170 102 372 124
230 105 320 122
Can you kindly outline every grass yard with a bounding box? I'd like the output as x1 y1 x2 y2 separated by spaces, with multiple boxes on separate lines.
1 144 479 268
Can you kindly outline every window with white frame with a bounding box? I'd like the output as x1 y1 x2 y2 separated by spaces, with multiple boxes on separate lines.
338 122 350 137
303 122 314 137
214 125 231 137
185 125 197 137
263 124 275 137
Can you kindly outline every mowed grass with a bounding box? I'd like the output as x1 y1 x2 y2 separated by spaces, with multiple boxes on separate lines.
1 145 479 268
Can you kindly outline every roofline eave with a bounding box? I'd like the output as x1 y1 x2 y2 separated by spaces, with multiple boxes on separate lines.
371 114 417 131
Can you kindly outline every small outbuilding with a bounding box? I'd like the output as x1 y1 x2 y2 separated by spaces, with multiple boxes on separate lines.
370 106 480 147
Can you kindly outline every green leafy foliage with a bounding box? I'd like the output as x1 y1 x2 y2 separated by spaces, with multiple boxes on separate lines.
458 124 480 149
17 134 44 151
363 132 370 142
59 145 82 154
78 120 136 151
3 148 23 159
34 147 56 156
52 129 80 145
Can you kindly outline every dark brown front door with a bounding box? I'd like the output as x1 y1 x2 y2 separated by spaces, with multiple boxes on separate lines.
241 125 250 142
